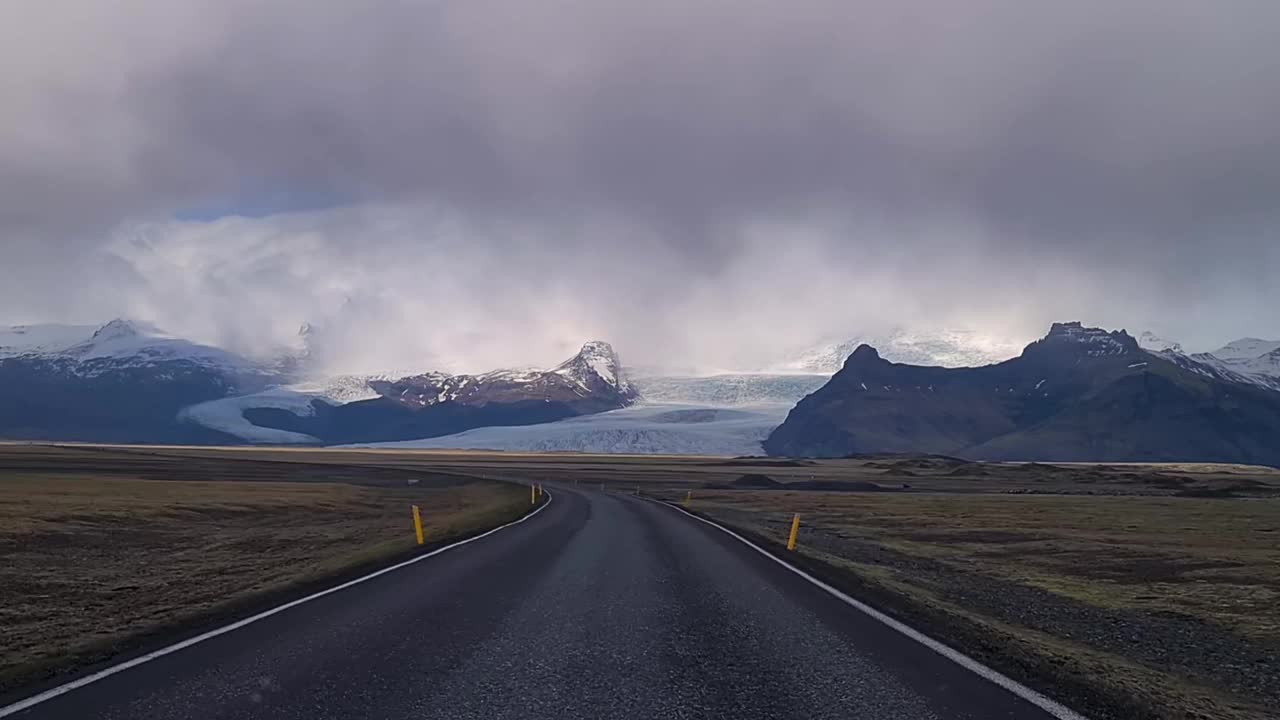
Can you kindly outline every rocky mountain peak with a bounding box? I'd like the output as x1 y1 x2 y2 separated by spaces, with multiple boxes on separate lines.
91 318 148 341
1027 322 1139 358
844 344 883 365
1213 337 1280 361
577 340 619 362
556 341 629 391
1138 331 1183 354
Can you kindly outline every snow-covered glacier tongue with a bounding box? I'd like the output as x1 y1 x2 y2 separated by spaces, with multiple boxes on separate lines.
344 402 794 455
349 371 829 455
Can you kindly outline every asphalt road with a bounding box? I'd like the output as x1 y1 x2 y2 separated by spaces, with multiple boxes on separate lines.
8 487 1076 719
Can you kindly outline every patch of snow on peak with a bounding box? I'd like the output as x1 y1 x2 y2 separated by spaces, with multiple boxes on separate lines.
1212 338 1280 361
483 368 546 383
555 340 628 391
90 318 155 341
0 323 99 358
586 353 615 384
1040 322 1138 356
1137 331 1183 354
1 319 261 376
1196 337 1280 392
62 319 253 372
287 373 405 404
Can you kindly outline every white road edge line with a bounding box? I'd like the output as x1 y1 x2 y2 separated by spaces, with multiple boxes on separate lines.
0 491 554 718
662 500 1091 720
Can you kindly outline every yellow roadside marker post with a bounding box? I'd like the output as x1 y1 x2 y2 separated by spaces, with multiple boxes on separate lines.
537 484 543 498
412 505 425 546
531 484 537 505
683 490 692 509
787 513 801 551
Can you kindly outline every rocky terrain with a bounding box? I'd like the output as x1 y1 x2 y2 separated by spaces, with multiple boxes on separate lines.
765 322 1280 465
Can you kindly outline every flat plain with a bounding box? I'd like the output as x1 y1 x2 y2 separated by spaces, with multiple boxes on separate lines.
4 444 1279 719
0 445 530 692
688 490 1280 720
314 448 1280 719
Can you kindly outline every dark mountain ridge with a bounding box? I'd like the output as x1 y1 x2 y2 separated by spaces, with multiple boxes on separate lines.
0 320 276 443
764 322 1280 466
243 341 639 444
0 320 636 445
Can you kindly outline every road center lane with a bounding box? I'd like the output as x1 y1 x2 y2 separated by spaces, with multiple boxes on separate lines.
408 491 686 718
411 489 945 719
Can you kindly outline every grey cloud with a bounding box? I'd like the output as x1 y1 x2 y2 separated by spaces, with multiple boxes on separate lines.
1 1 1278 367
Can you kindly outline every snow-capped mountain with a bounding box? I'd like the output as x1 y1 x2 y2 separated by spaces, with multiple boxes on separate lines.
183 341 639 444
0 319 276 381
0 323 100 357
555 340 633 396
766 321 1280 465
289 373 391 404
9 315 1279 454
1211 338 1280 361
1136 331 1183 354
369 341 636 412
0 319 284 443
1190 340 1280 393
781 329 1027 373
1138 331 1280 393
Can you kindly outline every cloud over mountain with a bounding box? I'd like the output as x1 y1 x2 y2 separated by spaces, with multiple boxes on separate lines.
2 1 1278 370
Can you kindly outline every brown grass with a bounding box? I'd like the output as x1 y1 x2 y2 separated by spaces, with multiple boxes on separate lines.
7 444 1278 716
687 490 1280 720
0 451 529 692
25 444 1280 497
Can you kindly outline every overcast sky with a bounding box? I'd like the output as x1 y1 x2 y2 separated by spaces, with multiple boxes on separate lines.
2 1 1278 372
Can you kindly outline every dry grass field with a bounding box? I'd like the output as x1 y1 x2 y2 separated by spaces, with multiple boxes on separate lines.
0 445 530 692
203 447 1280 717
5 443 1278 718
682 491 1280 720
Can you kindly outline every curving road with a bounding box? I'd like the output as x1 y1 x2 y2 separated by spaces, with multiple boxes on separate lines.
6 487 1078 719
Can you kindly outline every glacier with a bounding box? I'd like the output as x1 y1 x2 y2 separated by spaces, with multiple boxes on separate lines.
345 402 793 455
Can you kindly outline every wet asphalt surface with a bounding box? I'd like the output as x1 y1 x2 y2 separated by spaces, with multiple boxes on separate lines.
10 487 1071 719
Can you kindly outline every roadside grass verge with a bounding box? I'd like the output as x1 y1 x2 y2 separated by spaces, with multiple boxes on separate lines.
681 491 1280 720
0 469 530 695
